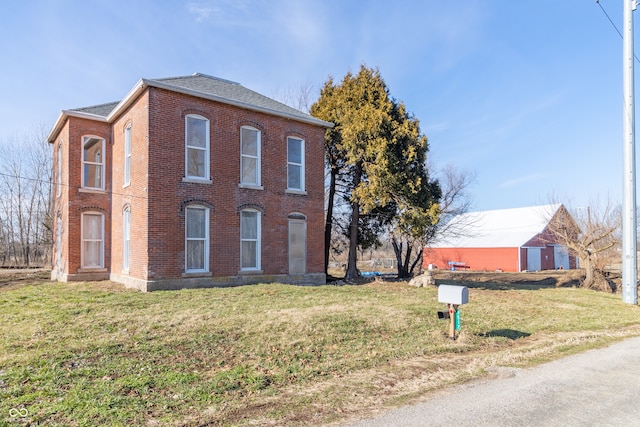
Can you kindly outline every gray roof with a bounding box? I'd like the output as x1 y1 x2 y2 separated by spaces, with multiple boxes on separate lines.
68 73 330 126
70 101 119 118
152 73 321 124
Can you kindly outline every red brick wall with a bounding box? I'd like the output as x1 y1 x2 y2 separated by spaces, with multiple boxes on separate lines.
145 88 325 279
51 117 112 278
51 123 69 277
53 85 326 286
110 91 150 280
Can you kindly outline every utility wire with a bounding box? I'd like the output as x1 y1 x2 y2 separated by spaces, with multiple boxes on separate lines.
0 170 150 201
596 0 640 63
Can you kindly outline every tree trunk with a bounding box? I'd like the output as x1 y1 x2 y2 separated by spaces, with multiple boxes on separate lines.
403 245 412 277
391 237 407 278
582 255 594 289
345 162 363 280
409 248 423 276
393 237 424 279
324 166 338 275
345 202 360 279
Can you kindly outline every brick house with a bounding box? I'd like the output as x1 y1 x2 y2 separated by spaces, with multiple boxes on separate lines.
48 73 332 291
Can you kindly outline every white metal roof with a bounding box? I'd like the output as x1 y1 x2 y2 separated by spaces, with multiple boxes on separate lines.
431 204 562 248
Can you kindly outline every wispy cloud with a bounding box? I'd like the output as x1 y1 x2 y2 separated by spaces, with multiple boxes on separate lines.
187 1 251 23
499 173 546 189
187 2 217 22
426 121 450 133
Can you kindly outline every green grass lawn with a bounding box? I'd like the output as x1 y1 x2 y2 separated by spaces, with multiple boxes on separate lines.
1 276 639 426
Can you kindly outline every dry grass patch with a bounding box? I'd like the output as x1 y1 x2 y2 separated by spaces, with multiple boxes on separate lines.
1 271 639 426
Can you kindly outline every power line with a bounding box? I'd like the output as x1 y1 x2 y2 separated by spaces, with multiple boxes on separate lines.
596 0 640 63
0 170 150 201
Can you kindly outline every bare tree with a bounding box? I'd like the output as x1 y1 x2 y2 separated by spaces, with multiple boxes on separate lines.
389 164 476 278
0 124 52 267
546 199 620 292
272 81 315 113
424 164 476 245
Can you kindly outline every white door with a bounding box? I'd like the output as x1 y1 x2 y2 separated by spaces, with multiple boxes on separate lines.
288 220 306 275
554 245 570 270
527 248 541 271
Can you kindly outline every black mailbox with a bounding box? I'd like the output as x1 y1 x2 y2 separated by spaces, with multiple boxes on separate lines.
437 310 450 320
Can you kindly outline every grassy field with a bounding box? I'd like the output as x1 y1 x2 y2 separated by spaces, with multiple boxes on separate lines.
1 270 639 426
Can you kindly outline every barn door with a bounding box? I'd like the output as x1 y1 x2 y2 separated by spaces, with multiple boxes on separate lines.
527 248 541 271
554 245 570 270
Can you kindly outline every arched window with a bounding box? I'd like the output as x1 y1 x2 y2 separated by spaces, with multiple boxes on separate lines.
185 205 209 272
287 136 305 191
240 209 261 270
240 126 261 186
185 114 210 180
56 142 62 196
81 212 104 268
123 206 131 271
82 136 105 190
56 214 62 270
124 124 132 185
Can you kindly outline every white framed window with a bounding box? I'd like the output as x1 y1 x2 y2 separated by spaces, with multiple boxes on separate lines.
185 206 209 272
287 137 305 191
124 124 131 185
240 126 261 186
56 215 62 270
82 136 105 190
123 207 130 271
56 143 62 197
81 212 104 268
185 114 210 180
240 209 261 270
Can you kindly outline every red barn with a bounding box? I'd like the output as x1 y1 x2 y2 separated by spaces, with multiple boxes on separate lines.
423 204 577 272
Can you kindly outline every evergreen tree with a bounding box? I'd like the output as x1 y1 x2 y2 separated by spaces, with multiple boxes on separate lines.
311 65 440 279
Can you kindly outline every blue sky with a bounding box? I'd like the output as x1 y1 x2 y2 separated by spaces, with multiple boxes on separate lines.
0 0 634 211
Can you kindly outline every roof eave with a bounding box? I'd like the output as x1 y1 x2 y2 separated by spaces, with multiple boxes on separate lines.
47 110 109 143
106 79 146 122
143 78 334 128
48 75 334 143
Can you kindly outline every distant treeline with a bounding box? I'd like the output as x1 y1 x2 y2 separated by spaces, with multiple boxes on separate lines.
0 126 52 267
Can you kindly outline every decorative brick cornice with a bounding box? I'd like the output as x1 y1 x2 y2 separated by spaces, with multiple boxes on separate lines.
179 199 215 213
288 212 306 220
237 203 265 214
78 206 107 213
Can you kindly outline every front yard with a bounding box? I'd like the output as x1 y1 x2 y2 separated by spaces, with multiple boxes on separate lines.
1 270 639 426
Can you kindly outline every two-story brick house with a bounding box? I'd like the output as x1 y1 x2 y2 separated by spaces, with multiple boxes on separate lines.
48 73 331 291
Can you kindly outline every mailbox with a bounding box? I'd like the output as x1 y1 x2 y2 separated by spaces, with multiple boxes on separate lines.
437 285 469 305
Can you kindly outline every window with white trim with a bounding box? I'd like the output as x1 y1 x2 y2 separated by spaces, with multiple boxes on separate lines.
56 215 62 270
185 206 209 272
123 207 130 271
185 115 210 180
56 143 62 196
81 212 104 268
287 137 304 191
240 126 261 186
82 136 105 190
124 124 131 185
240 209 261 270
